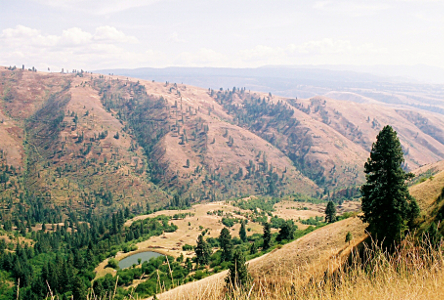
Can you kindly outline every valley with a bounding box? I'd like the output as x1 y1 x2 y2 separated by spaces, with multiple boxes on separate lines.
1 66 444 299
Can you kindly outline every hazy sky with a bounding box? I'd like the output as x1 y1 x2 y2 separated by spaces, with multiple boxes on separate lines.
1 0 443 72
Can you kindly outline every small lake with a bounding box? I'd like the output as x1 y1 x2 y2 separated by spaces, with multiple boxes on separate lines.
118 251 164 269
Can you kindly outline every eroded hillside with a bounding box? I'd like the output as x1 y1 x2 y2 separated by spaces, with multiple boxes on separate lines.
1 67 444 215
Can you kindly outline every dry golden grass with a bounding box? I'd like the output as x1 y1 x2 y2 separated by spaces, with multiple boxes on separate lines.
410 169 444 212
272 200 361 227
0 233 33 247
272 201 325 224
142 233 444 300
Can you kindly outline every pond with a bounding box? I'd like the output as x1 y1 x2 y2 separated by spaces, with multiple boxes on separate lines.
118 251 164 269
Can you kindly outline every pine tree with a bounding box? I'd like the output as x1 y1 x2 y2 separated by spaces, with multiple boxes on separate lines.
239 220 247 242
72 276 87 300
249 241 257 254
262 222 271 250
195 234 211 266
225 249 250 291
276 220 296 242
219 227 232 261
361 125 420 246
325 201 336 223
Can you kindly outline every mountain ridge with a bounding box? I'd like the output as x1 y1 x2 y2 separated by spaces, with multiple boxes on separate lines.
1 66 444 215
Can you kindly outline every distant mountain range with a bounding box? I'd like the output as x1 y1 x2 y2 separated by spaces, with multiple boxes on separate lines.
95 65 444 99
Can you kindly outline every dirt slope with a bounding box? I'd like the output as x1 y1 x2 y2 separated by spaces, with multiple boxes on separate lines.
2 66 444 211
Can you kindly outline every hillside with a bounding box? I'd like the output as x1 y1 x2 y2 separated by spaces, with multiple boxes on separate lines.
148 168 444 300
2 67 444 216
410 161 444 227
146 217 367 299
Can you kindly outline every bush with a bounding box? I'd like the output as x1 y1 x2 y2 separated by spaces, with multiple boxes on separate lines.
194 270 205 280
107 258 119 269
182 244 194 251
222 217 235 227
206 237 219 247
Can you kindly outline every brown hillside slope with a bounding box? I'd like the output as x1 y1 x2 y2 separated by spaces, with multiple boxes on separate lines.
410 168 444 215
0 68 169 212
92 75 319 199
2 66 444 208
287 96 444 171
0 69 69 167
209 89 444 191
412 160 444 177
0 109 23 167
151 217 367 300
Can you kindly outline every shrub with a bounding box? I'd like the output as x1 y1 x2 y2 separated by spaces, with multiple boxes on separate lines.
182 244 194 251
107 258 119 269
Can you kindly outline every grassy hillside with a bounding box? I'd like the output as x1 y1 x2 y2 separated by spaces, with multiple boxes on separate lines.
150 235 444 300
145 216 367 300
409 161 444 232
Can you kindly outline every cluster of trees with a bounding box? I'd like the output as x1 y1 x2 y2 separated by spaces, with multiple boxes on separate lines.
190 216 304 293
0 204 177 299
194 217 298 268
166 194 191 210
96 78 170 186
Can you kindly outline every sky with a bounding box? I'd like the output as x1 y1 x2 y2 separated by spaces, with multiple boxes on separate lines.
1 0 443 73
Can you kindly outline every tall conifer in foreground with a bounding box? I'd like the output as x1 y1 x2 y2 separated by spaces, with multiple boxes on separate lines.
219 227 233 262
225 249 250 292
361 125 420 247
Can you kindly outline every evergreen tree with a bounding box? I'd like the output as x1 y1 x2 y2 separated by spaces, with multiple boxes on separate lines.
427 222 442 247
325 201 336 223
249 241 257 254
345 231 353 244
276 220 296 242
407 199 420 230
219 227 232 262
239 220 247 242
72 276 87 300
361 125 420 246
195 234 211 266
262 222 271 250
225 249 250 291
